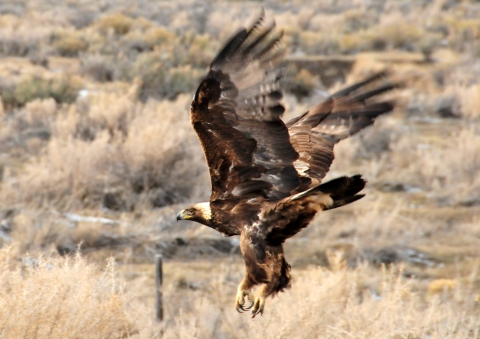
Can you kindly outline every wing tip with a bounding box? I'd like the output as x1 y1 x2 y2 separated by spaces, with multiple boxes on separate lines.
246 8 266 35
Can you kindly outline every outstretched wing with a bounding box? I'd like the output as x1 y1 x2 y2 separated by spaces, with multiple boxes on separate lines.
287 72 395 187
190 13 299 203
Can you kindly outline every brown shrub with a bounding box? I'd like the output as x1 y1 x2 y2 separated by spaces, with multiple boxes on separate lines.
298 31 341 55
55 33 89 57
79 54 115 82
288 67 321 99
67 8 97 29
0 94 208 210
379 20 422 50
459 84 480 120
98 13 133 35
0 247 138 339
0 17 47 57
133 53 202 101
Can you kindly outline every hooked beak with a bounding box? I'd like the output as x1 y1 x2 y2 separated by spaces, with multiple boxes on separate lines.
176 211 183 222
176 209 188 222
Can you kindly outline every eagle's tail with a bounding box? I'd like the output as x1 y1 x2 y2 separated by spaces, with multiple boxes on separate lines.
318 175 366 210
291 175 366 209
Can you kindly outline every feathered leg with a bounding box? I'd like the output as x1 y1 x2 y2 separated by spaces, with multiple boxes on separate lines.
251 251 291 318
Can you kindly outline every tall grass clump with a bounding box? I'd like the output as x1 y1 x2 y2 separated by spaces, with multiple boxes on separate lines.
0 247 138 339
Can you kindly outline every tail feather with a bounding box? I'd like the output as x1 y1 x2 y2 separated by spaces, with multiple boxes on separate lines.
319 175 366 210
327 193 365 210
268 175 366 244
292 175 366 209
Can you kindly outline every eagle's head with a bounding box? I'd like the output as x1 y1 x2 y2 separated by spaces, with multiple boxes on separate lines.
176 202 212 226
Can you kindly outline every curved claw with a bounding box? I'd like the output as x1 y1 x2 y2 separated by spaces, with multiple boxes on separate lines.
244 299 254 310
251 297 265 319
251 310 263 318
236 301 253 313
235 290 254 313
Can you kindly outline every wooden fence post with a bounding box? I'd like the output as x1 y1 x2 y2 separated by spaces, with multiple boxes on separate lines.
155 254 163 321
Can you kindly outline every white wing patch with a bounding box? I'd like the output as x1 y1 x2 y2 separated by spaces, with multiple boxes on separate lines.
293 159 310 174
290 188 334 207
309 194 334 209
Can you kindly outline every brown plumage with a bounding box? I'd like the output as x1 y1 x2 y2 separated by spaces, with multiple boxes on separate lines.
176 13 396 318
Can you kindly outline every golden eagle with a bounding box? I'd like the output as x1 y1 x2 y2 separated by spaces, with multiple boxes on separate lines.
176 13 395 318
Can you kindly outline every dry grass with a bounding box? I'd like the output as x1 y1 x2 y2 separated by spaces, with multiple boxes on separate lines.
1 245 477 339
0 247 151 339
154 259 480 338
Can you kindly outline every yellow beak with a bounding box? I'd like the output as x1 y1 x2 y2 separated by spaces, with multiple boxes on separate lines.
176 210 190 221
